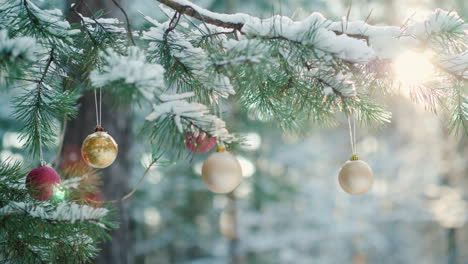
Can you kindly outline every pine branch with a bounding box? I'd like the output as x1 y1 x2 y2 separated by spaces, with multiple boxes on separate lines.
163 11 181 44
0 160 113 264
14 50 54 158
157 0 369 41
38 49 54 85
110 0 136 46
158 0 244 30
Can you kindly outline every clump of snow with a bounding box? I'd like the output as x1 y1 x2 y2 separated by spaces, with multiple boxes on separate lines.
241 13 376 63
221 38 269 65
78 13 127 34
0 0 79 48
162 0 251 25
0 201 109 223
146 92 235 142
405 9 465 39
327 9 466 59
90 47 166 101
0 30 37 62
24 0 80 38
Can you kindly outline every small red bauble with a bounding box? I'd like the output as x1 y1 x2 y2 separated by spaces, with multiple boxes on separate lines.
185 132 216 153
26 166 62 201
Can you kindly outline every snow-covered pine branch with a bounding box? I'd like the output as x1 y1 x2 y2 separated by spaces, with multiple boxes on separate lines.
142 14 235 101
0 30 37 64
157 0 466 78
79 15 127 35
152 0 466 133
73 10 131 51
90 47 166 102
0 0 79 49
0 30 38 85
0 159 111 263
0 201 108 224
146 92 235 143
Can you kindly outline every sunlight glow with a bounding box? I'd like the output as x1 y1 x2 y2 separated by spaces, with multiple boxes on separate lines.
393 51 434 85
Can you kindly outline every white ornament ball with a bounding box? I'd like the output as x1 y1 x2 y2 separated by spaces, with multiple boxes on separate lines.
338 159 374 195
201 150 242 194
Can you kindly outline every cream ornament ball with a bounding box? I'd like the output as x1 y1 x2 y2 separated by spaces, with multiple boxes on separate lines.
201 146 242 194
338 155 374 195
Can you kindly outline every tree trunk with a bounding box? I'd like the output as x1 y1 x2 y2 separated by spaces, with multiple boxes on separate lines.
64 1 133 263
227 194 240 264
447 228 458 264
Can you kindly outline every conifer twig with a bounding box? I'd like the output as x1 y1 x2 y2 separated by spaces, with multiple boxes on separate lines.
37 49 55 164
111 0 136 46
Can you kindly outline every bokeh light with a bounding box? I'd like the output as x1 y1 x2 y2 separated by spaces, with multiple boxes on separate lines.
393 51 434 85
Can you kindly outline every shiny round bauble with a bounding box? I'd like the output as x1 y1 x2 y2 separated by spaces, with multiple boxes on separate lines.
26 166 62 201
201 150 242 194
338 159 374 195
81 130 118 169
185 132 216 153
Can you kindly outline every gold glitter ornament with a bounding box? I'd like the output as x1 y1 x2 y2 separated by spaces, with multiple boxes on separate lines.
201 145 242 194
81 126 118 169
338 155 374 195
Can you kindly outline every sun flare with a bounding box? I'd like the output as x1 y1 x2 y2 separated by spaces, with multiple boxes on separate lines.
392 51 434 85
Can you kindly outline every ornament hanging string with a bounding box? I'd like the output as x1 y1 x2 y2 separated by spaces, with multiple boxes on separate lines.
94 88 102 127
215 100 225 150
38 122 45 166
346 111 357 156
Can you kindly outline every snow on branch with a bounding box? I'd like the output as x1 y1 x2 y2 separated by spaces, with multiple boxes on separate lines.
158 0 373 63
0 30 37 63
78 14 127 34
157 0 466 63
90 47 165 101
0 29 39 84
242 14 375 63
0 0 79 43
403 9 465 38
142 16 235 98
146 92 235 142
158 0 249 30
0 201 109 224
327 9 466 59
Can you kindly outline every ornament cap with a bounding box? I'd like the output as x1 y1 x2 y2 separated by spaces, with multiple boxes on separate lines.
95 126 104 132
350 154 359 161
216 144 226 152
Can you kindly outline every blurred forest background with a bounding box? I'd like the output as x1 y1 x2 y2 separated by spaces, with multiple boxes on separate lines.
1 0 467 263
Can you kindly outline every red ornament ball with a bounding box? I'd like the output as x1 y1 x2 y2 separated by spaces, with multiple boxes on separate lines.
185 132 216 153
26 166 62 201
